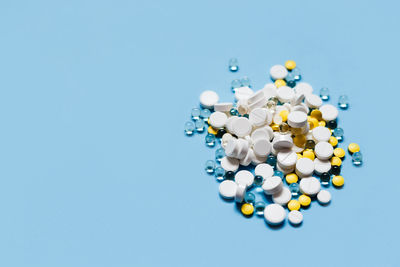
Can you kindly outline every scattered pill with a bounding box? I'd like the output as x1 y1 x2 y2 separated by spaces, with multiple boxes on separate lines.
264 204 286 225
285 173 298 184
235 184 247 203
319 104 339 122
241 203 254 216
219 180 238 199
348 143 360 154
270 65 288 80
235 170 255 187
332 175 344 187
272 187 292 205
262 176 283 195
317 190 331 204
288 210 303 225
200 90 219 109
288 199 301 211
300 177 321 196
298 194 311 207
220 156 239 172
255 163 274 179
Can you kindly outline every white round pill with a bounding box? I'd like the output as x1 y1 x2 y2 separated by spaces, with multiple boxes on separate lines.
250 128 269 142
262 176 283 195
314 141 334 160
240 148 253 166
249 108 269 127
312 126 331 142
255 163 274 179
273 113 283 125
276 163 295 174
209 111 227 129
270 65 288 80
272 134 293 151
277 86 295 103
305 94 323 108
214 102 233 112
219 180 238 199
295 157 315 177
291 104 309 114
247 90 265 105
264 204 286 225
253 139 272 157
200 90 219 109
277 150 297 168
314 158 331 174
272 187 292 205
220 156 239 172
232 117 252 137
287 111 307 128
294 82 313 96
317 190 331 204
251 152 268 165
235 184 247 203
234 86 254 102
225 116 239 133
224 139 240 158
235 170 254 187
291 93 305 106
319 104 339 121
299 177 321 196
248 96 268 111
288 210 303 225
236 138 249 160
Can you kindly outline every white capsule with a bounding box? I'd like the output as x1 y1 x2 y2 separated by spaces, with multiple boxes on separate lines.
262 176 283 195
277 150 297 169
287 111 308 128
295 157 315 177
272 134 293 151
232 117 252 137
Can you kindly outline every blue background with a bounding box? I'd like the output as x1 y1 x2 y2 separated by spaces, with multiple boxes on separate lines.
0 0 398 266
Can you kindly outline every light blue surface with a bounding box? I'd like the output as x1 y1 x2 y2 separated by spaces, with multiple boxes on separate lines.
0 1 399 266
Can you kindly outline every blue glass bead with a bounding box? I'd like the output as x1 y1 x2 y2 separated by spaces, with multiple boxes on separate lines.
320 172 331 186
228 58 239 72
215 148 225 162
254 175 264 186
241 76 251 87
244 192 255 205
333 127 344 141
292 67 301 81
200 109 211 120
230 108 239 116
287 80 296 88
205 133 216 147
338 95 349 109
214 167 225 181
267 155 277 167
205 160 216 174
320 87 330 101
285 72 295 82
184 121 195 136
191 107 201 120
231 79 242 91
274 170 284 179
224 171 235 180
195 119 205 132
255 201 265 216
289 183 300 196
352 151 363 166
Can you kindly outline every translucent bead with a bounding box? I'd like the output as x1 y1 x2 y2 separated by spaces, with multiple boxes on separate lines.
305 140 316 150
228 58 239 72
254 175 264 186
287 80 296 88
230 108 239 116
320 87 330 101
184 121 195 136
267 155 277 166
279 122 290 134
244 192 255 205
333 128 344 141
289 183 300 196
241 76 251 87
285 72 295 82
195 119 205 132
352 151 363 166
200 109 211 120
231 79 242 91
266 100 277 110
269 96 279 104
292 68 301 81
320 172 330 186
274 170 284 179
205 160 216 174
215 148 225 162
191 107 201 120
216 129 227 138
255 201 266 216
330 165 341 175
214 167 225 181
327 120 337 129
205 133 216 147
224 171 235 180
338 95 349 109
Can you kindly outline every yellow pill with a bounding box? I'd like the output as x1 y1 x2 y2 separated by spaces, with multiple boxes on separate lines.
334 148 346 158
348 143 360 154
279 110 289 122
275 79 286 88
310 109 323 120
286 173 298 184
329 136 338 147
331 156 342 166
307 117 319 129
298 194 311 206
297 153 303 160
332 175 344 187
241 203 254 216
303 149 315 160
288 200 301 211
208 126 218 135
285 60 296 70
271 124 280 131
319 120 326 127
293 135 306 147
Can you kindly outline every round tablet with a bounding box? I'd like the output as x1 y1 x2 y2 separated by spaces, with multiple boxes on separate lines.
248 96 268 111
255 163 274 179
232 117 252 137
314 141 334 160
276 163 294 174
253 139 272 157
200 90 219 109
288 210 303 225
209 111 227 129
272 187 292 205
247 90 265 105
251 128 269 142
277 150 297 168
294 82 313 96
270 65 288 80
236 138 249 160
224 139 240 158
219 180 238 199
272 134 293 151
299 177 321 196
312 126 331 142
251 152 268 165
295 157 315 177
291 93 305 106
287 111 307 128
234 86 254 102
239 148 253 166
319 104 339 121
235 170 254 187
220 156 239 172
249 108 268 127
214 102 233 112
317 190 331 204
262 83 278 99
225 116 239 133
291 104 309 114
264 204 286 225
235 184 247 203
305 94 323 108
314 158 331 174
262 176 283 195
277 86 295 103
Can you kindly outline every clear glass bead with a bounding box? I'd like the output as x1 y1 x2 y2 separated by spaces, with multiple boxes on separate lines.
215 148 225 162
333 127 344 141
228 58 239 72
214 167 225 181
285 72 295 82
320 172 330 186
292 68 301 81
254 175 264 186
230 108 239 116
266 155 277 167
338 95 349 109
200 109 211 120
352 152 363 166
305 140 316 150
205 133 216 147
195 119 205 132
320 87 330 101
191 107 201 120
205 160 216 174
244 192 255 205
184 121 195 136
266 100 276 110
241 76 251 87
289 183 300 196
274 170 284 179
224 171 235 180
255 201 265 216
231 79 242 92
279 122 290 134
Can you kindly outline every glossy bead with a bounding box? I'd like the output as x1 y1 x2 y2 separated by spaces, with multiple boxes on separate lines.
214 167 225 181
308 117 319 129
293 135 306 147
215 148 225 162
348 143 360 154
255 201 266 216
329 136 338 147
331 156 342 166
241 76 251 87
231 79 242 91
274 79 286 88
285 72 295 82
205 160 216 174
266 100 277 110
286 173 298 184
352 151 363 165
184 121 195 135
320 87 330 101
289 183 300 196
292 67 301 81
195 119 205 132
320 172 331 185
230 108 239 116
228 58 239 72
224 171 235 180
254 175 264 186
298 194 311 206
242 114 249 119
216 129 226 138
330 165 341 175
274 170 284 179
200 109 211 120
267 155 277 166
305 140 316 150
244 192 256 205
332 175 344 187
319 120 326 127
288 200 300 211
279 110 289 122
205 133 216 147
287 80 296 88
327 120 337 129
333 127 344 141
241 203 254 216
334 148 346 158
279 122 290 133
191 107 201 120
338 95 349 109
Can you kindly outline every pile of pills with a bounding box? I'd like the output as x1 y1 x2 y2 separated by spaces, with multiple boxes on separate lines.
184 60 363 227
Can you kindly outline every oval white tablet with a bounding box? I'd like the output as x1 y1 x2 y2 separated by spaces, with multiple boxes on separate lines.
249 108 268 127
295 157 315 177
247 90 265 105
272 187 292 205
264 204 286 225
219 180 238 199
272 134 293 151
255 163 274 179
277 86 295 103
253 139 272 157
277 150 297 168
214 102 233 112
220 156 239 172
200 90 219 109
270 65 288 80
319 104 339 121
312 126 331 143
262 83 278 99
317 190 331 204
314 141 334 160
235 184 247 203
299 177 321 196
305 94 323 108
262 176 283 195
232 117 252 137
288 210 303 225
209 111 227 129
287 111 307 128
294 82 313 96
313 158 331 174
235 170 254 187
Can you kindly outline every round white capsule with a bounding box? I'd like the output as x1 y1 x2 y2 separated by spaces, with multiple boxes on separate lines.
299 177 321 196
235 184 247 203
319 104 339 121
220 156 239 172
295 157 315 177
317 190 331 204
277 86 295 103
209 111 227 129
272 187 292 205
262 176 283 195
314 141 334 160
314 158 331 175
277 150 297 169
252 139 272 157
264 204 286 225
235 170 254 187
219 180 238 199
312 126 331 143
287 111 307 128
200 90 219 109
288 210 303 225
305 94 323 109
270 65 288 80
294 82 313 96
255 163 274 179
232 117 252 137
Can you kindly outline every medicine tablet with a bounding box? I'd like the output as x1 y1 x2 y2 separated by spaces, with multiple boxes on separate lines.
295 157 315 177
247 90 265 105
319 104 339 121
248 96 268 111
276 163 295 175
305 94 323 108
299 177 321 196
225 139 240 158
314 141 334 160
253 139 272 157
317 190 331 204
235 184 247 203
262 83 278 99
291 93 305 106
287 111 307 128
234 86 254 102
232 117 252 137
291 104 309 114
277 150 297 168
250 128 270 142
294 82 313 96
262 176 283 195
251 152 268 165
255 163 274 179
314 158 331 174
209 111 228 129
239 148 253 166
264 204 286 225
235 170 254 187
270 65 288 80
288 210 303 225
200 90 219 109
272 187 292 206
219 180 238 199
277 86 295 103
220 156 239 172
214 102 233 112
249 108 269 127
225 116 239 133
272 134 293 151
312 126 331 143
236 138 249 160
